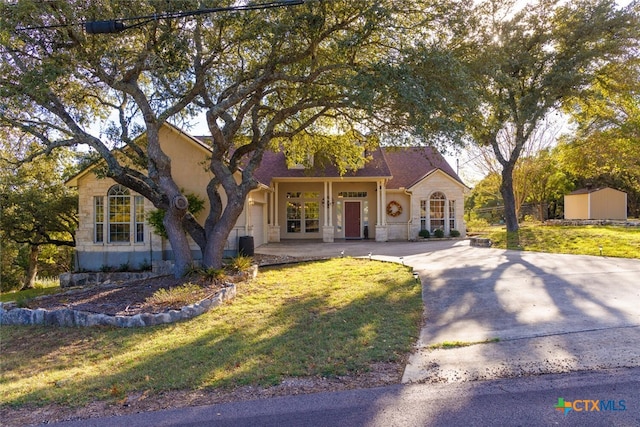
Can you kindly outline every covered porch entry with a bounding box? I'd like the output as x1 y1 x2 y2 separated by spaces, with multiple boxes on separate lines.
266 178 390 243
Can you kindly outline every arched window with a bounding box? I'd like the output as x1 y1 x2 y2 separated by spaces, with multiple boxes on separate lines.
429 192 446 232
108 185 131 242
94 185 145 244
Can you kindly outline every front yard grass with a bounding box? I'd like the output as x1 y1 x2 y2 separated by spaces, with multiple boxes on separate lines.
482 225 640 258
0 258 422 409
0 278 61 303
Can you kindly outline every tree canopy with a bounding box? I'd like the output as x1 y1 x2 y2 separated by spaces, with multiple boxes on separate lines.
0 131 77 289
1 0 466 275
456 0 639 231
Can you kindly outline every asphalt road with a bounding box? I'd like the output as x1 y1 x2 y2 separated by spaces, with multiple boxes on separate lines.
51 367 640 426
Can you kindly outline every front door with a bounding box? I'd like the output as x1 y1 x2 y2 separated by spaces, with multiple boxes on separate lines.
344 201 361 239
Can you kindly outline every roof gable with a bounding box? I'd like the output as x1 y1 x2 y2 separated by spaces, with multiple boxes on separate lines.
67 123 212 187
383 147 464 189
253 148 392 185
568 186 626 196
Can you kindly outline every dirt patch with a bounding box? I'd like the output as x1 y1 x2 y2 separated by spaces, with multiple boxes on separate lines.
22 275 224 316
20 254 320 317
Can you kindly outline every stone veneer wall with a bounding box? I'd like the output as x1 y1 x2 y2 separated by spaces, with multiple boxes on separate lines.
59 271 160 288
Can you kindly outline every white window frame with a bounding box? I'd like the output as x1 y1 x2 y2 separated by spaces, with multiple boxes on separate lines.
93 185 145 245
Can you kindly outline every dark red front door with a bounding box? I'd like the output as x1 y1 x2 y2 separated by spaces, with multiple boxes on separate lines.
344 202 361 239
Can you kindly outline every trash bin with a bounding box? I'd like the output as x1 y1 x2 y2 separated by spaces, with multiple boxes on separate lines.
238 236 254 256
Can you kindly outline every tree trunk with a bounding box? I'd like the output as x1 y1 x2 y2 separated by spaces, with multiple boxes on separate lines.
202 197 245 269
143 124 194 278
163 196 194 277
500 165 520 232
22 245 39 290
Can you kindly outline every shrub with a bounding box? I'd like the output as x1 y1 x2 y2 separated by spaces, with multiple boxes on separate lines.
202 267 226 282
450 229 461 238
139 259 152 271
418 229 430 238
465 218 490 231
228 255 253 272
145 283 204 307
434 229 445 238
148 191 205 238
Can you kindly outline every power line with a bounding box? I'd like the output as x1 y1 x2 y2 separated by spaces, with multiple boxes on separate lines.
15 0 306 34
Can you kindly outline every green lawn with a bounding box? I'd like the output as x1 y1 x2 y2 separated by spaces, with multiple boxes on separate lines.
0 258 422 408
0 278 62 303
481 225 640 258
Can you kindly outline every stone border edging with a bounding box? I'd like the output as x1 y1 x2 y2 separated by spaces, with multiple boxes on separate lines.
469 237 492 247
0 283 236 328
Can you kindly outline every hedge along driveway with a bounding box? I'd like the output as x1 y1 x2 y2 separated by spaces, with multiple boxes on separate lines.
0 258 422 408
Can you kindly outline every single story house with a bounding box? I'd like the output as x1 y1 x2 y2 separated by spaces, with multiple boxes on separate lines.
564 187 627 220
67 124 467 271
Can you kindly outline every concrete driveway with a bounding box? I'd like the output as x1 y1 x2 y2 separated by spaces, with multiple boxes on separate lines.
256 240 640 383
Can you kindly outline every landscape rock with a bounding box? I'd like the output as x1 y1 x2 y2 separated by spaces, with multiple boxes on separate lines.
0 283 236 328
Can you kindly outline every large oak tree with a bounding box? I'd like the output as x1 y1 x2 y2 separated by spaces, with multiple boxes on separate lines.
1 1 460 276
459 0 638 232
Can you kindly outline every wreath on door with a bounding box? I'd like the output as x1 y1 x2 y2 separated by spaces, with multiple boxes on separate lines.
386 200 402 217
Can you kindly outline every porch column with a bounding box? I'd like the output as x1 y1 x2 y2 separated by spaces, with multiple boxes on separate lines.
376 180 382 226
381 181 387 226
376 179 388 241
268 183 281 242
274 183 279 227
322 180 334 243
323 181 328 227
269 191 273 226
328 181 333 227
